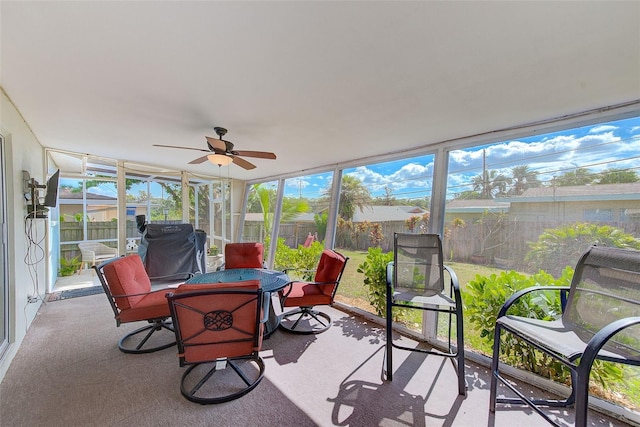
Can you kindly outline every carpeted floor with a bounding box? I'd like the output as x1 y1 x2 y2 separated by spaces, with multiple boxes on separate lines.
1 292 635 426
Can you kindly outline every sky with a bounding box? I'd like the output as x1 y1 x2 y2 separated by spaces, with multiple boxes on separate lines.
65 116 640 201
283 116 640 200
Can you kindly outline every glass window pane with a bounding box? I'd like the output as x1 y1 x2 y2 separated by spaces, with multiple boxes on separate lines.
445 116 640 357
337 156 434 253
243 180 279 245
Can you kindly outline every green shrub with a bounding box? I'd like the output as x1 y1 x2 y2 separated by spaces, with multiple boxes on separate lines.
357 247 393 317
59 256 81 277
526 222 640 276
272 237 325 280
464 268 625 389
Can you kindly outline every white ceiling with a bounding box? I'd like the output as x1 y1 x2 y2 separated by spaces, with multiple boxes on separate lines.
2 1 639 181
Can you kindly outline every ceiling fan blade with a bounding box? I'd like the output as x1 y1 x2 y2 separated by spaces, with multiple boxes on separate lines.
205 136 227 152
233 150 277 159
188 155 209 164
231 155 256 170
153 144 209 153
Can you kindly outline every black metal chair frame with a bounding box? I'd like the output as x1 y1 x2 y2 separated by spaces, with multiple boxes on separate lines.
489 245 640 426
279 250 348 334
94 259 175 354
385 233 466 396
167 286 269 404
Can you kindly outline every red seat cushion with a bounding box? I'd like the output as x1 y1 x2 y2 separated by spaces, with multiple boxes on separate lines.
281 281 333 307
117 289 171 322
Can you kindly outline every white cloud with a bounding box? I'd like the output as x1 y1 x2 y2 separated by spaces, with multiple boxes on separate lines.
589 125 617 133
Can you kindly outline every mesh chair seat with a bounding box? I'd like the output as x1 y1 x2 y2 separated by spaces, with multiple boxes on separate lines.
392 290 456 309
498 316 633 362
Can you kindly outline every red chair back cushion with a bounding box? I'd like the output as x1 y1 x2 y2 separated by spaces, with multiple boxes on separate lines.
103 255 151 310
171 280 263 363
224 243 264 269
314 250 347 296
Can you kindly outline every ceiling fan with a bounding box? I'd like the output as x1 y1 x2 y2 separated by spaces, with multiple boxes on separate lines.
153 127 276 170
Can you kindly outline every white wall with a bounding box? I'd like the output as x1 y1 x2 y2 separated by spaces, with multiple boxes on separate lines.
0 89 47 381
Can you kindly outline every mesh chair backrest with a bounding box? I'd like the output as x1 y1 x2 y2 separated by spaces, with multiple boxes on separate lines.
101 254 151 310
224 243 264 269
168 280 263 364
393 233 444 296
564 246 640 360
314 250 348 297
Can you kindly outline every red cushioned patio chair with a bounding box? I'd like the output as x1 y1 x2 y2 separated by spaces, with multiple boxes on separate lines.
278 249 348 334
94 254 175 354
166 280 268 404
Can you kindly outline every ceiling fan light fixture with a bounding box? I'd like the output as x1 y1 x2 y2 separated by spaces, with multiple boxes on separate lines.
207 153 233 166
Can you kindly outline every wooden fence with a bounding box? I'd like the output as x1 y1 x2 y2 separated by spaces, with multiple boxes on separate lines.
61 219 640 269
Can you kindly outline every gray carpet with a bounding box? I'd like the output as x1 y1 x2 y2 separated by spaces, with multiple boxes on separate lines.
0 293 631 427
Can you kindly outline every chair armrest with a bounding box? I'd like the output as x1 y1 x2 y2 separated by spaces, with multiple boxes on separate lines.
498 286 570 319
581 316 640 366
82 249 96 262
260 292 271 324
443 265 461 292
386 261 394 286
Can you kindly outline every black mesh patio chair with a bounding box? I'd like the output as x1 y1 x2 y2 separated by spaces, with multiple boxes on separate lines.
490 245 640 426
385 233 466 396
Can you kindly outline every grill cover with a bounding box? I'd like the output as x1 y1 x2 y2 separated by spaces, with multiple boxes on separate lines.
138 223 206 280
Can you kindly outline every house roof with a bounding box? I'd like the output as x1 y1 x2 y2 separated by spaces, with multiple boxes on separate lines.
499 182 640 202
445 199 510 213
58 188 117 202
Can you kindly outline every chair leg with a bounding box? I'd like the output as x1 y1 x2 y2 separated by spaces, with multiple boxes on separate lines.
385 290 393 381
455 313 466 396
279 307 332 334
180 356 265 404
118 319 175 354
489 324 502 412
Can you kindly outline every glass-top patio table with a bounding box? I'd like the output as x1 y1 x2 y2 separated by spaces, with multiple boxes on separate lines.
184 268 290 336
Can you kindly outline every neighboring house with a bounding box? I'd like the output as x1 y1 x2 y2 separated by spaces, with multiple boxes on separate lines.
58 189 152 222
58 188 117 222
351 205 427 223
498 182 640 223
444 199 509 224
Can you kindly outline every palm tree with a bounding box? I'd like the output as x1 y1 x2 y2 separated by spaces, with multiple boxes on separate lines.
252 184 309 235
555 168 594 186
510 165 541 195
471 170 512 199
333 175 371 221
